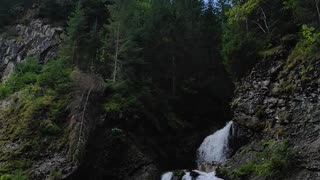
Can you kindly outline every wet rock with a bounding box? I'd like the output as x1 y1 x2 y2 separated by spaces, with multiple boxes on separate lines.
190 170 200 178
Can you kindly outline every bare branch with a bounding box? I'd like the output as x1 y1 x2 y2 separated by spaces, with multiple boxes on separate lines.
259 7 270 33
252 20 267 33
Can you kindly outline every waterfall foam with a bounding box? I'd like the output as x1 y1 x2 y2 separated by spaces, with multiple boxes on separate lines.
197 121 233 165
160 121 233 180
161 172 173 180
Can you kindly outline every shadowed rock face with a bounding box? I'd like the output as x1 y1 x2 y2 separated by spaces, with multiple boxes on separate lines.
228 47 320 180
0 18 234 180
0 19 63 79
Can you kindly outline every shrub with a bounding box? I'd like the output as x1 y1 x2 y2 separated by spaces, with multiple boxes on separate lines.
40 120 61 136
49 169 62 180
0 58 41 99
255 105 267 119
0 58 72 177
232 140 295 180
104 82 142 115
0 171 26 180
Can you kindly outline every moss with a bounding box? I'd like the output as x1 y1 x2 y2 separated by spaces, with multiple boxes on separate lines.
278 111 291 125
0 160 31 174
231 97 241 107
232 162 255 178
259 45 283 58
0 171 26 180
231 140 295 180
0 58 73 177
273 83 296 95
278 27 320 88
40 121 62 136
174 170 185 179
49 169 62 180
255 105 267 119
216 167 230 178
0 58 41 99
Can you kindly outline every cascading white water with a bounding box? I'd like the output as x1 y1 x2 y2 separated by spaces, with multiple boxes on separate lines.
197 121 233 165
161 121 233 180
181 171 223 180
161 172 173 180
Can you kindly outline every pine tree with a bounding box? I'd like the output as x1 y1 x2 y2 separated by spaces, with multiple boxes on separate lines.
60 1 85 64
100 0 148 82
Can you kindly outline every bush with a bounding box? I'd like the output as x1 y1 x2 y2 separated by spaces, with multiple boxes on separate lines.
0 171 26 180
40 120 62 136
0 58 41 99
104 82 142 114
222 30 264 79
14 56 71 93
49 169 62 180
232 140 295 180
0 58 72 176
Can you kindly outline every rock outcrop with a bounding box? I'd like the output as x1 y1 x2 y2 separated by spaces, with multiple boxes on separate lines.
0 19 63 79
227 46 320 179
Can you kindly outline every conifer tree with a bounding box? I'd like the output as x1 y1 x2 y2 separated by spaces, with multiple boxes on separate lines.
60 1 85 64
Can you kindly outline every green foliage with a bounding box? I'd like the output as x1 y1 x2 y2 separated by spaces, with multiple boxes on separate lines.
38 59 72 93
174 170 185 179
0 58 41 99
0 171 26 180
278 111 291 125
272 83 296 95
111 128 124 136
279 25 320 86
0 160 31 175
232 140 295 180
222 29 263 78
222 0 297 79
104 82 142 114
226 0 263 25
255 105 267 119
40 121 62 136
283 0 320 26
49 169 62 180
0 58 72 101
60 1 86 64
301 25 320 45
0 58 72 176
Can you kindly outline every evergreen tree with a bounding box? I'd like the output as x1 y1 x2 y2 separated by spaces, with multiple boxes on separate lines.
100 0 148 82
60 1 86 65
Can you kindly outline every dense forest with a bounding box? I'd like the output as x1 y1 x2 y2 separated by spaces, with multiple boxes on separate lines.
0 0 320 179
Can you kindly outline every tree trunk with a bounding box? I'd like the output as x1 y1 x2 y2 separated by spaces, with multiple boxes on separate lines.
172 56 176 97
315 0 320 26
245 18 249 36
77 87 93 150
113 23 120 83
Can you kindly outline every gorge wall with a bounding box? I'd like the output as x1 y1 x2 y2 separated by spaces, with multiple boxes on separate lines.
0 17 233 180
224 46 320 180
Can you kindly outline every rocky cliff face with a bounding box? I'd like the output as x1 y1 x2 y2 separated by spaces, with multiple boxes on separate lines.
0 18 219 180
0 19 95 179
0 19 62 79
227 46 320 180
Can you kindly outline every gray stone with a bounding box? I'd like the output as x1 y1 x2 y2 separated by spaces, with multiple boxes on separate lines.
0 19 62 79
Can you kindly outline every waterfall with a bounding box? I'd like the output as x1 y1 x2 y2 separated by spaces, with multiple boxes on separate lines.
161 121 233 180
197 121 233 165
161 172 173 180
